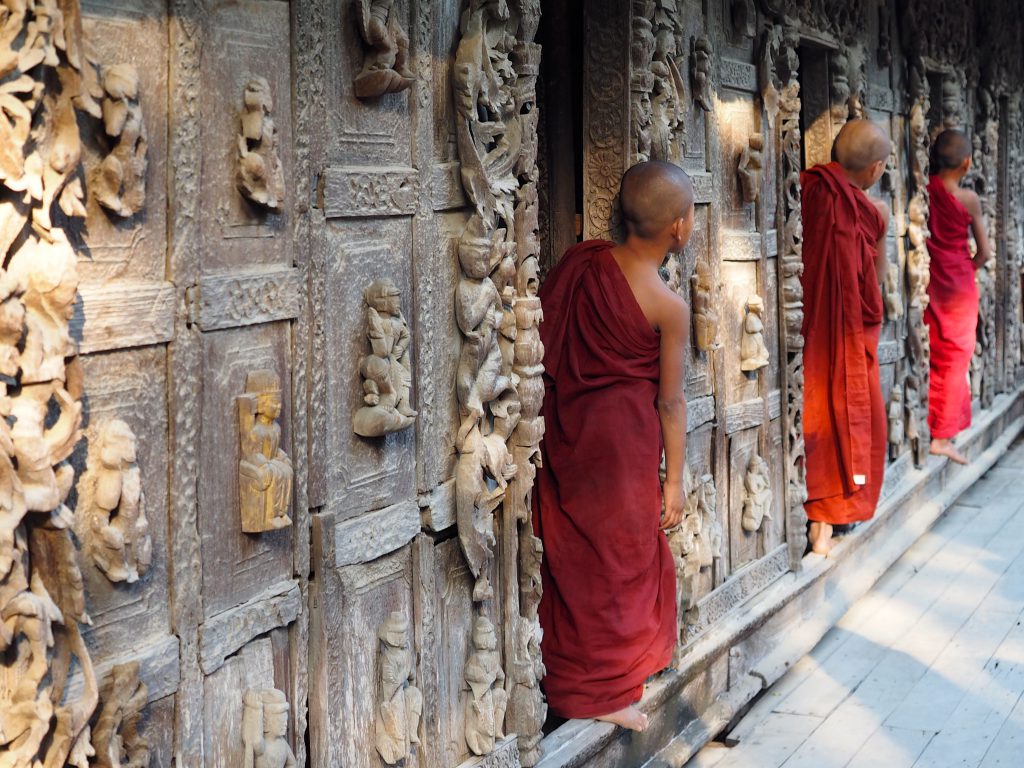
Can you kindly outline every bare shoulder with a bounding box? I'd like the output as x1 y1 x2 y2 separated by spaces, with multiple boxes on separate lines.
654 280 690 331
953 186 983 216
869 196 890 220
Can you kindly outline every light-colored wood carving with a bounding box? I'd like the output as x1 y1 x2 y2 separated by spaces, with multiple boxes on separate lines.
238 369 293 533
93 662 149 768
741 454 773 533
691 33 714 112
95 64 148 218
374 611 422 765
888 386 905 459
243 688 298 768
237 77 285 211
741 295 770 372
691 261 719 352
464 616 508 757
883 262 904 321
738 133 765 204
75 419 151 583
353 0 414 98
353 279 418 437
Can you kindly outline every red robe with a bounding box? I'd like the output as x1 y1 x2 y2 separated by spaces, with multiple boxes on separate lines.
925 176 977 439
533 240 677 719
800 163 887 525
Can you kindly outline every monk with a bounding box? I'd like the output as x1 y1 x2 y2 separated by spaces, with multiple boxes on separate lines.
801 120 891 556
534 160 693 732
926 129 993 464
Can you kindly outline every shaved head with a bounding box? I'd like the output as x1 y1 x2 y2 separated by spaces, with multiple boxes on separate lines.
932 129 971 171
619 160 695 240
832 119 892 172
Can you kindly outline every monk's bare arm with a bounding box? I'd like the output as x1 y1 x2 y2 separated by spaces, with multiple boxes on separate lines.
962 190 993 268
870 198 891 282
656 291 689 531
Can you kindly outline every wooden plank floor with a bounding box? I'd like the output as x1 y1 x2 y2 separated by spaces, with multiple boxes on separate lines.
688 437 1024 768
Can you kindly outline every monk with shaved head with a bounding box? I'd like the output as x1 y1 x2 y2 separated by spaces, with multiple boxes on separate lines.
926 129 993 464
535 160 693 731
801 119 892 555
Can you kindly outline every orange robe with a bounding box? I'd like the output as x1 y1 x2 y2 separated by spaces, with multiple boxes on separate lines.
800 163 887 525
925 176 977 439
533 240 677 719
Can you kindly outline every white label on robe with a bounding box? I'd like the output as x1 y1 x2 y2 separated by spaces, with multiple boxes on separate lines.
853 474 866 485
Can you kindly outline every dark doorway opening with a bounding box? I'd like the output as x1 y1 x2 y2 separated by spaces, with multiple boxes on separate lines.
797 43 832 170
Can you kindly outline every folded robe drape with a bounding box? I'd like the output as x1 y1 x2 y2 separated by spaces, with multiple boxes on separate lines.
800 162 887 525
925 175 977 440
533 240 676 719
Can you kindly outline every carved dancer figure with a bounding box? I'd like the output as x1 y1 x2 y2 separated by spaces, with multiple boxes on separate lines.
741 454 773 532
353 0 414 98
691 34 714 112
535 162 694 732
925 130 993 465
353 279 418 437
801 120 892 555
374 612 423 765
888 387 905 459
738 133 765 204
76 419 151 583
884 262 904 321
238 370 293 533
95 63 148 218
464 616 508 756
690 261 718 351
93 662 149 768
740 295 770 372
242 688 298 768
237 77 286 211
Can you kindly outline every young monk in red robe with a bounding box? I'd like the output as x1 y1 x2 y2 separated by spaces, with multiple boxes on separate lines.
534 161 693 732
926 129 993 465
801 119 892 556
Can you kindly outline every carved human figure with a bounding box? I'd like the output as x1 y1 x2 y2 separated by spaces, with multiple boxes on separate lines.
238 370 293 533
884 262 904 321
374 611 423 765
731 0 755 38
0 272 25 377
741 454 772 532
690 261 719 351
699 473 722 565
740 295 770 372
95 63 148 218
76 419 151 583
649 17 685 162
738 133 765 204
93 662 149 768
888 387 905 458
242 688 297 768
237 77 286 211
464 615 508 756
691 34 714 112
353 0 414 98
10 380 80 513
353 279 418 437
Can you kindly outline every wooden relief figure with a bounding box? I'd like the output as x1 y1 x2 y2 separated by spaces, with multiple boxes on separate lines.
741 295 770 372
75 419 152 583
238 370 293 533
237 77 285 210
741 454 772 532
353 0 414 98
829 47 850 132
904 374 923 460
93 662 149 768
353 279 418 437
975 258 997 406
691 33 714 112
690 261 718 352
242 688 298 768
730 0 756 38
738 133 765 204
648 5 686 163
888 387 905 459
464 616 508 757
95 64 148 218
884 262 904 321
374 612 423 765
668 468 722 646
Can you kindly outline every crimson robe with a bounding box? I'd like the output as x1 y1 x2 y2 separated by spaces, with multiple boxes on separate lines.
533 240 677 719
800 162 887 525
925 176 977 439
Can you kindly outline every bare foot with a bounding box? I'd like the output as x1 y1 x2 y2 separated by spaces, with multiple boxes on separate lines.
808 521 833 556
930 438 968 465
595 705 649 732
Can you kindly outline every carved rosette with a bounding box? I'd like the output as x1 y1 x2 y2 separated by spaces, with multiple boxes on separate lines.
0 1 99 764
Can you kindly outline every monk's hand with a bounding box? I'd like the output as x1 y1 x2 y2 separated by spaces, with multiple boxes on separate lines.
660 479 685 530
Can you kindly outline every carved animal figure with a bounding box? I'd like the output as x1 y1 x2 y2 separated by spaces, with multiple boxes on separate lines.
741 454 772 532
353 0 414 98
95 63 148 218
242 688 298 768
238 370 293 533
76 419 151 583
464 616 508 756
237 77 286 210
741 295 770 372
374 612 423 765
